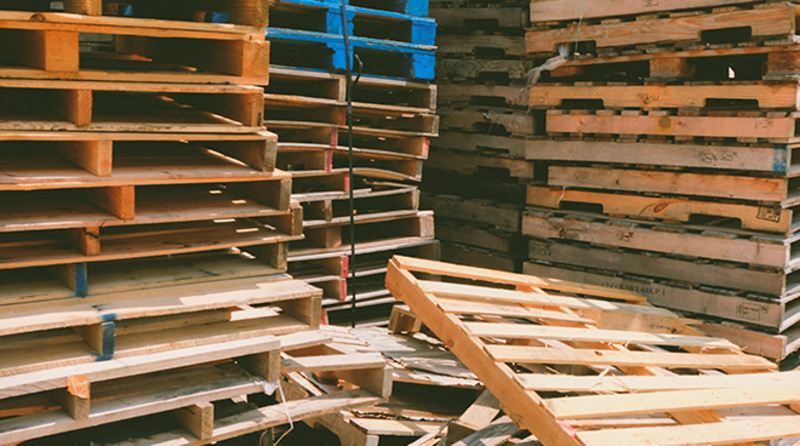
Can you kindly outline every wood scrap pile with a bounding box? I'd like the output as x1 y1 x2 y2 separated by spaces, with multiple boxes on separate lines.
522 0 800 363
385 256 800 446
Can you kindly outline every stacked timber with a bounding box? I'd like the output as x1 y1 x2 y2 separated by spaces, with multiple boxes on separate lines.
0 3 385 444
522 0 800 361
263 0 440 325
423 0 536 272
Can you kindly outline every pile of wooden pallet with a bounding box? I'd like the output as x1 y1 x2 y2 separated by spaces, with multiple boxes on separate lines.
522 0 800 362
263 0 440 325
422 0 536 273
388 256 800 446
0 2 392 444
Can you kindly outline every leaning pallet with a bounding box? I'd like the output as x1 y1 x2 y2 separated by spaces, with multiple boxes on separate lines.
384 256 800 446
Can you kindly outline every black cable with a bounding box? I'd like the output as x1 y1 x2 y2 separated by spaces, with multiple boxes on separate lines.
341 1 363 328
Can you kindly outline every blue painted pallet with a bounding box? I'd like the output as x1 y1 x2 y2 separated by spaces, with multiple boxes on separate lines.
269 0 436 45
267 28 435 80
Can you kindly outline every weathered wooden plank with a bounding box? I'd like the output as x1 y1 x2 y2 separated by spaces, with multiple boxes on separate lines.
486 345 776 372
515 370 800 393
548 166 788 203
530 83 800 110
463 322 739 350
528 186 792 233
529 0 758 23
546 385 800 419
577 417 800 446
527 4 796 54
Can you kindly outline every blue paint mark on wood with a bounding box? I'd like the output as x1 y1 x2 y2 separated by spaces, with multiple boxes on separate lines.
74 263 88 297
774 148 789 173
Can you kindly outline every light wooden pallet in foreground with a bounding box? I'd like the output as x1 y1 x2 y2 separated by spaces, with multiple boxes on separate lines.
383 256 800 446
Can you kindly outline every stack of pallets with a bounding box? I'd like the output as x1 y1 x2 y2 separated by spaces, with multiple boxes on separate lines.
422 0 536 273
522 0 800 361
0 2 382 443
263 0 440 325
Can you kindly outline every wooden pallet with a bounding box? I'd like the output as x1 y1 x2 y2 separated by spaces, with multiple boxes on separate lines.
528 0 767 23
431 6 529 31
440 83 530 108
382 256 800 446
0 207 303 271
525 138 799 175
521 208 792 272
545 44 800 83
545 108 800 144
436 219 527 257
0 11 268 84
437 57 535 83
526 3 797 56
547 165 795 204
0 80 263 132
264 102 438 135
0 133 278 187
527 185 793 233
441 241 526 273
427 148 535 179
0 279 321 376
421 169 528 204
531 80 800 110
2 330 386 446
437 35 526 58
0 0 269 28
526 238 789 298
422 193 523 233
269 0 436 46
0 177 293 234
266 67 436 112
299 184 419 228
0 247 297 306
522 258 798 334
288 239 439 296
291 211 435 256
440 106 535 137
278 144 425 182
429 130 528 160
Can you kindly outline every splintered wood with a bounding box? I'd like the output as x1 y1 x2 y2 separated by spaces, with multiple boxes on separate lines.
385 256 800 446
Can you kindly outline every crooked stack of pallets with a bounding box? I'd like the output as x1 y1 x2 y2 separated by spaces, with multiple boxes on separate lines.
422 0 536 273
263 0 440 325
0 2 389 443
522 0 800 362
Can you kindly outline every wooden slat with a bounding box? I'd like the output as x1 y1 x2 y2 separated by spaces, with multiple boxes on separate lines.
515 371 800 393
545 386 800 419
463 322 738 350
486 345 776 372
577 417 800 446
438 299 596 325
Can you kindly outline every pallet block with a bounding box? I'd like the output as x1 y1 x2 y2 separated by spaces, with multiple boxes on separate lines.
383 256 800 446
